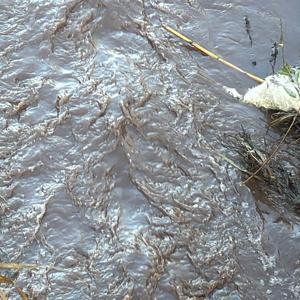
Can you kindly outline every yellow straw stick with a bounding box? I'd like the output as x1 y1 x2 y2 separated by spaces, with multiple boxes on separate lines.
163 25 264 84
0 263 39 270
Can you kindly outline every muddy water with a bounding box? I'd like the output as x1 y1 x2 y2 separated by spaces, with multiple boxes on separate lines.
1 1 300 299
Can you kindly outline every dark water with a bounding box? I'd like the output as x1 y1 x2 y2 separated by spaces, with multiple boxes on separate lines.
1 1 300 299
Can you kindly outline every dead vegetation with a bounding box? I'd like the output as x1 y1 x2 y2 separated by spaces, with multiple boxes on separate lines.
269 110 300 134
223 124 300 209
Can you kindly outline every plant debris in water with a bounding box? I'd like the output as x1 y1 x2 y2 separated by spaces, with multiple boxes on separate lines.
269 110 300 133
244 16 253 47
223 128 300 207
269 42 279 73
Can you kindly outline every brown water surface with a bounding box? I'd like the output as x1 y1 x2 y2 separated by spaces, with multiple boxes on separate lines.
1 1 300 299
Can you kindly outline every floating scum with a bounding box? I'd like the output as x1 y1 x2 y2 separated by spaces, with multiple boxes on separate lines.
243 66 300 112
163 25 300 113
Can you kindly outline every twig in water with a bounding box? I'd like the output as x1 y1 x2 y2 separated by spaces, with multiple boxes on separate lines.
163 24 264 83
278 19 285 65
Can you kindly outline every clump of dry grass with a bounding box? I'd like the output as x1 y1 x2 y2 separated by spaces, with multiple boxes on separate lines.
269 110 300 138
223 128 300 206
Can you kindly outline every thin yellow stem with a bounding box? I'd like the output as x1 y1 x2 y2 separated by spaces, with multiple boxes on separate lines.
163 25 264 84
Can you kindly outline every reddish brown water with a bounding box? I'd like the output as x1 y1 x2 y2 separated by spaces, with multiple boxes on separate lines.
1 1 300 299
